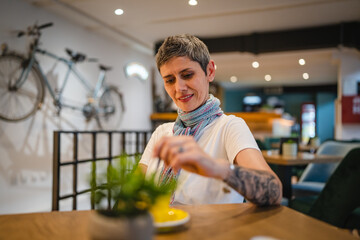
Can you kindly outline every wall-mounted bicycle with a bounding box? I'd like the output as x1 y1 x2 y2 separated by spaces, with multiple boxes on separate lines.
0 22 125 130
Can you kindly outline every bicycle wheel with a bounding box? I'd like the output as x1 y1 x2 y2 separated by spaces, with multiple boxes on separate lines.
96 86 125 130
0 54 44 121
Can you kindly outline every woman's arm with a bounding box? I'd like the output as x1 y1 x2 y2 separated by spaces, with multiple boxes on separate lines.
222 149 282 206
153 136 282 206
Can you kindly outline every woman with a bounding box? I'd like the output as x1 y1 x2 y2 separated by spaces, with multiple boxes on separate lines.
139 34 282 206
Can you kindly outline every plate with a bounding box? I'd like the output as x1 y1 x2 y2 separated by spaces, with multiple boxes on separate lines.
153 208 190 232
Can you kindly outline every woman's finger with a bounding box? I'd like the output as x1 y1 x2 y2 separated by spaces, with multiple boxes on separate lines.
153 136 188 156
152 136 169 158
154 136 178 160
153 136 201 171
169 144 198 172
170 143 220 177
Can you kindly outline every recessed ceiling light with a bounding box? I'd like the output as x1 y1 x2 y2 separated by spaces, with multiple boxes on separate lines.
303 73 309 79
264 75 271 81
214 64 217 70
230 76 238 83
252 61 259 68
114 9 124 15
188 0 198 6
299 59 306 65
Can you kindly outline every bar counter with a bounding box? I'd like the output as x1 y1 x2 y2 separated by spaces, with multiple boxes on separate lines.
151 112 282 133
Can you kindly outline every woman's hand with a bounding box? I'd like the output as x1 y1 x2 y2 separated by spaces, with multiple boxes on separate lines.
152 136 228 179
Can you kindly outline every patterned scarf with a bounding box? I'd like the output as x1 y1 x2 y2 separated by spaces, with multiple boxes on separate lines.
158 94 223 188
173 94 223 140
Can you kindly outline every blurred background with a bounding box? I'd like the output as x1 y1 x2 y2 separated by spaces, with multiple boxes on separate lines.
0 0 359 214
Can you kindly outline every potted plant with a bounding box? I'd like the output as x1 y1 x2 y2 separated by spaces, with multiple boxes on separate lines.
282 139 298 156
310 136 320 147
88 153 177 240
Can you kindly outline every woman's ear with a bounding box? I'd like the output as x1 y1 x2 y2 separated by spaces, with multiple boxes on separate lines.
207 60 216 82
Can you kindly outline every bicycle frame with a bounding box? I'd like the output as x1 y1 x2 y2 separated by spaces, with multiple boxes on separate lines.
17 38 107 112
0 22 123 127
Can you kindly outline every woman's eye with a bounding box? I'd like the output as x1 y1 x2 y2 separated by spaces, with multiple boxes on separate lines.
182 73 193 79
166 78 175 84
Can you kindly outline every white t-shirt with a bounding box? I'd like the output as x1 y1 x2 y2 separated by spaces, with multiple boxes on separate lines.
139 114 259 205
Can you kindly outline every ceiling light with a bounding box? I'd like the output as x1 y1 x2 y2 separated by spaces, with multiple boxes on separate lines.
114 9 124 15
299 59 306 65
188 0 198 6
230 76 238 83
264 75 271 81
124 62 149 81
252 61 259 68
214 64 217 70
303 73 309 80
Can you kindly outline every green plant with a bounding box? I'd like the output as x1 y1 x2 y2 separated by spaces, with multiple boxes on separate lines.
90 153 177 217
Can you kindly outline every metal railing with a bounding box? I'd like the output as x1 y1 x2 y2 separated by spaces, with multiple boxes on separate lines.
52 130 152 211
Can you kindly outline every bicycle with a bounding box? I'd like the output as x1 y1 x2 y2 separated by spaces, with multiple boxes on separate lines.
0 22 125 130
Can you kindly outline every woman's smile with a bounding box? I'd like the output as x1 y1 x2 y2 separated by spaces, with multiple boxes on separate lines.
178 94 194 102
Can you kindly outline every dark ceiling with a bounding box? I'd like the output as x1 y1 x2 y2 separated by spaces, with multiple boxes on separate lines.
156 21 360 54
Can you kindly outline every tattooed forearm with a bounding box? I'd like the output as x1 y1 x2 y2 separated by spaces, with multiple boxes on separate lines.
223 165 282 206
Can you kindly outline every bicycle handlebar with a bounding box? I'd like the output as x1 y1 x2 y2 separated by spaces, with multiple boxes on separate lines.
38 22 53 30
17 22 54 38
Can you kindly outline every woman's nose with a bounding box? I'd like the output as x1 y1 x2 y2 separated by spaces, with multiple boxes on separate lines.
175 79 187 92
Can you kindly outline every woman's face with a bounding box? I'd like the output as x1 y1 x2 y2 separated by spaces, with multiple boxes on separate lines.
159 56 215 112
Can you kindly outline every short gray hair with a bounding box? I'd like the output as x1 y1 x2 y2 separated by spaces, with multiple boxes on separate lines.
155 34 210 74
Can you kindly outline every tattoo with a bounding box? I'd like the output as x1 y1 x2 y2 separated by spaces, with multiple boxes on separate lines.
223 165 281 206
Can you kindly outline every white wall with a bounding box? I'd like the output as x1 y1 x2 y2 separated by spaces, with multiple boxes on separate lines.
333 48 360 140
0 0 155 214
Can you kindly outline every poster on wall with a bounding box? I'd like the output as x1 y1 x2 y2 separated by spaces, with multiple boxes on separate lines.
342 95 360 123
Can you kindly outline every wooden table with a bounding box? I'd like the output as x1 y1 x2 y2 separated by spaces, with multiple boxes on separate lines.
0 204 356 240
262 150 343 199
